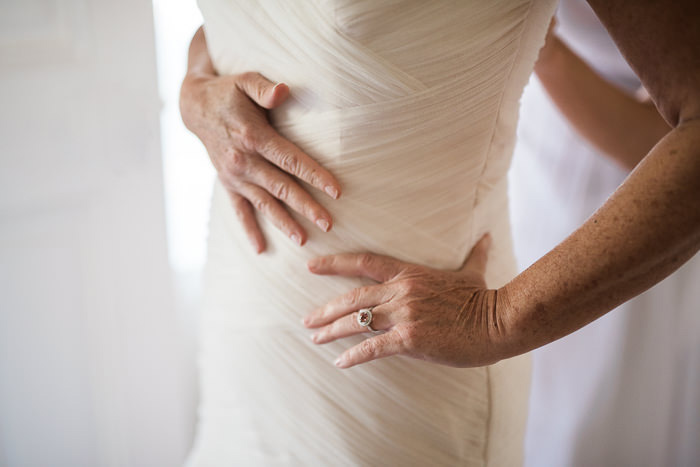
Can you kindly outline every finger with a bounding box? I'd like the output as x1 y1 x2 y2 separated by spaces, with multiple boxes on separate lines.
256 129 342 200
459 233 492 275
307 252 405 283
228 191 266 254
235 71 289 109
237 183 307 246
311 304 396 344
334 331 403 369
249 158 333 232
304 284 394 328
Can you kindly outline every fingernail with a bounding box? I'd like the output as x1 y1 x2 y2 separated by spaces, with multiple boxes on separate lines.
291 234 302 246
334 357 345 368
316 219 330 232
310 333 319 343
325 186 339 199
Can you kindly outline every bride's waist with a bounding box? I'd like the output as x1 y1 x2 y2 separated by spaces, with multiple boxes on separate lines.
271 85 500 177
204 178 515 328
211 175 512 268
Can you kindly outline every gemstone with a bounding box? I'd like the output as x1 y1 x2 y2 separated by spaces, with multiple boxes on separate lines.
358 309 372 326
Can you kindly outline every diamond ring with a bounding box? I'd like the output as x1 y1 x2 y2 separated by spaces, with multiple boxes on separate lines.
357 307 380 333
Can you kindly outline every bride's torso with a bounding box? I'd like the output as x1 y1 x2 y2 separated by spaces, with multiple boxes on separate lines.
199 0 556 284
191 2 556 465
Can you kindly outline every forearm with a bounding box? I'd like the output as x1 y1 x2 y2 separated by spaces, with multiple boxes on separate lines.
180 26 217 134
500 119 700 356
535 35 669 170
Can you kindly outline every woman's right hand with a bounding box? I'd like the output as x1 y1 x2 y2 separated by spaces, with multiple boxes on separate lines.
180 31 341 253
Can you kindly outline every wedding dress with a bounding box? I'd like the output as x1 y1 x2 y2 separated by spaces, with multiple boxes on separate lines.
188 1 556 465
509 1 700 465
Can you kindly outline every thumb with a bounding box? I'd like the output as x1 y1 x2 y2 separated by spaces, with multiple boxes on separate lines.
459 233 492 275
236 72 289 109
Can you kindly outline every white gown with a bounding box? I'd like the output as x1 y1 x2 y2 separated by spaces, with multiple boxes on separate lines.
188 1 556 465
509 1 700 466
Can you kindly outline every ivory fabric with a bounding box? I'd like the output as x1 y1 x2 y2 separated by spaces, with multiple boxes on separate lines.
188 1 556 465
510 2 700 466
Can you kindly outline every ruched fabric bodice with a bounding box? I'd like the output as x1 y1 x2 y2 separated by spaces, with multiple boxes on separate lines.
188 1 556 465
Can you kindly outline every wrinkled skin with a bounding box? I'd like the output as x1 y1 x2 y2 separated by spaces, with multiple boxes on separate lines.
303 235 512 369
181 62 342 252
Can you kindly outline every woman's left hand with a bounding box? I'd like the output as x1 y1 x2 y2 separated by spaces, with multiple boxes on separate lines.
303 234 514 369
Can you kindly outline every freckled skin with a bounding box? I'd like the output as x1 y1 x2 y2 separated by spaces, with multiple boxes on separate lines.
502 124 700 358
305 236 508 368
307 5 699 363
188 0 700 368
487 0 700 361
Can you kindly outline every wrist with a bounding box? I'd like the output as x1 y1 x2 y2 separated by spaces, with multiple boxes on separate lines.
179 73 213 133
492 283 527 360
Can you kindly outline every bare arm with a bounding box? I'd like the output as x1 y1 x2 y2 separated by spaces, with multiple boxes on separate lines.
182 26 217 80
534 28 670 170
302 1 700 369
500 0 700 358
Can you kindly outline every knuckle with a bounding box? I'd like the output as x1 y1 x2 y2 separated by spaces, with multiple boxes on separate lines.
401 278 418 293
238 71 257 84
279 153 299 174
270 180 290 200
228 151 248 177
238 123 260 151
254 85 267 104
358 253 375 270
297 166 319 186
360 338 378 357
344 288 362 307
252 196 269 213
399 324 419 348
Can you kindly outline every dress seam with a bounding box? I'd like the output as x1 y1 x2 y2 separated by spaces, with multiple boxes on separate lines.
470 0 536 248
476 2 537 465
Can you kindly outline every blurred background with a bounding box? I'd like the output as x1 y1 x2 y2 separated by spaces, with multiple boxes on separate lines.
0 0 209 465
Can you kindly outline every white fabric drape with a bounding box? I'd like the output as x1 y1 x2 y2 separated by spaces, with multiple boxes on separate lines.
188 1 556 465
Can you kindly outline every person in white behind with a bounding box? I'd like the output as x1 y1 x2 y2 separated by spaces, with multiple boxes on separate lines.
509 2 700 465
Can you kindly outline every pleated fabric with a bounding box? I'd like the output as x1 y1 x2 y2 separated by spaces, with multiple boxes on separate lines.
188 1 556 465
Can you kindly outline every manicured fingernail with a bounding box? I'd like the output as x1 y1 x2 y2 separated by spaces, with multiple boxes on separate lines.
325 186 339 199
290 234 302 246
316 219 330 232
334 357 345 368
